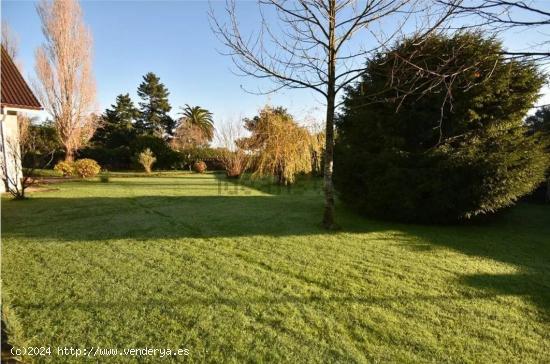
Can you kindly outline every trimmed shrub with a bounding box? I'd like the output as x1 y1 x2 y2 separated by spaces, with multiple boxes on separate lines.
54 161 74 177
74 159 101 178
334 33 549 223
130 135 179 170
193 160 207 173
138 148 156 174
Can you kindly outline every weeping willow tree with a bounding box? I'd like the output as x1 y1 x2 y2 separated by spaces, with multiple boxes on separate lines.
309 129 325 177
239 106 314 185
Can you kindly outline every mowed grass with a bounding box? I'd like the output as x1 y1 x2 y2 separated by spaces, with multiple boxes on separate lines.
1 173 549 363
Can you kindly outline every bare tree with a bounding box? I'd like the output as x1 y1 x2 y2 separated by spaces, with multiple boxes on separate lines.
210 0 460 228
439 0 550 60
1 115 55 199
1 22 25 72
1 22 19 60
216 118 249 178
1 135 28 199
33 0 97 162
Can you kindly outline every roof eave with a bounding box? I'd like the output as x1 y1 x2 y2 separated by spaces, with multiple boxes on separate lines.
1 103 44 111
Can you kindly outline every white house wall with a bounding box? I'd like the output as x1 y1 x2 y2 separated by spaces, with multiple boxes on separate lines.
0 112 22 193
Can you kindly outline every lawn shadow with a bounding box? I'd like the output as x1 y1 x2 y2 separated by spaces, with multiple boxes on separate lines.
2 174 386 241
402 204 550 319
3 174 549 318
459 272 550 318
1 197 381 243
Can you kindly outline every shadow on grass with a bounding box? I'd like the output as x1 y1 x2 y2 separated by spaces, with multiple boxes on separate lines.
459 273 550 316
1 174 380 241
1 194 382 241
401 204 550 318
3 174 550 318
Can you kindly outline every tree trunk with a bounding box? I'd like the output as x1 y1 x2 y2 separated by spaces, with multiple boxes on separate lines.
65 147 74 162
322 94 336 229
322 0 337 230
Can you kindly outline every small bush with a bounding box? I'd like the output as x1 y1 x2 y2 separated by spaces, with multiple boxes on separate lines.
53 161 74 177
74 159 101 178
130 136 179 170
226 164 242 178
220 150 248 178
138 148 156 174
193 160 207 173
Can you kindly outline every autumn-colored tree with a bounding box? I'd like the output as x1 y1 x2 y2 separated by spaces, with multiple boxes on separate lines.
309 130 325 176
170 119 211 150
34 0 97 162
240 106 313 185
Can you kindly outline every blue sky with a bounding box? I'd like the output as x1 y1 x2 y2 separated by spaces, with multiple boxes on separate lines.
2 0 324 124
2 0 549 125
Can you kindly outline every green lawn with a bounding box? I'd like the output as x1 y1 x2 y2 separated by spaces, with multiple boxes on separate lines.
2 173 549 363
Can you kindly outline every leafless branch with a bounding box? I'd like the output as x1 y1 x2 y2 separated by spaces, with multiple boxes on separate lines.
209 0 462 227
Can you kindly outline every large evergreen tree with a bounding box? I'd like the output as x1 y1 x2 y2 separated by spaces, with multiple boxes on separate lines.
136 72 174 137
334 33 549 223
93 93 139 148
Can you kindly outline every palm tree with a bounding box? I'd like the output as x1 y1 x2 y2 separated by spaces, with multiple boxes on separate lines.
178 105 214 140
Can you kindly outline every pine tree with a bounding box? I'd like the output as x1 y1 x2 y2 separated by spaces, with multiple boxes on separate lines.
93 93 139 148
136 72 174 137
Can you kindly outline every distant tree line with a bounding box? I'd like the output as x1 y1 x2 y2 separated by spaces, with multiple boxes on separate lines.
79 72 217 170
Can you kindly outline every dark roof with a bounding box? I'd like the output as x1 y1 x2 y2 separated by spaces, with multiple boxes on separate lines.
1 46 42 110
